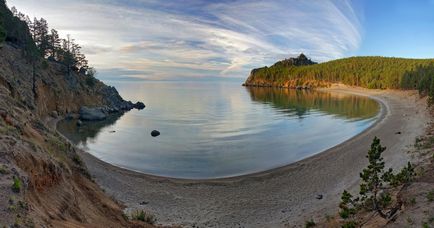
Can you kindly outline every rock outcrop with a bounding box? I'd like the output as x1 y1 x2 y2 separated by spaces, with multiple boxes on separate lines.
151 130 160 137
79 106 108 121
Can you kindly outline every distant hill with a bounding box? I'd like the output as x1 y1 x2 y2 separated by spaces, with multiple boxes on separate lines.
244 55 434 98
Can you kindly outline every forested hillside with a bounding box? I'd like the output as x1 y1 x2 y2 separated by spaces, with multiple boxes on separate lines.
244 55 434 101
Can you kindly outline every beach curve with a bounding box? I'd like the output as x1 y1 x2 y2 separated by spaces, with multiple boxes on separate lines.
62 86 430 227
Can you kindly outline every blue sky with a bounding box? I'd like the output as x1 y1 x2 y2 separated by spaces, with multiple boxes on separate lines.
357 0 434 58
7 0 434 80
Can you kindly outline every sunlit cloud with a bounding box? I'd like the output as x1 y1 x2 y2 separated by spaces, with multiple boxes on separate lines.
8 0 362 80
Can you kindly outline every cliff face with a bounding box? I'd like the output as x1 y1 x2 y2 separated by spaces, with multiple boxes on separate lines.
0 3 151 227
0 44 141 118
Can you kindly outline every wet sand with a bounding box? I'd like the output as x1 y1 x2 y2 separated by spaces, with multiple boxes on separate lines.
74 86 430 227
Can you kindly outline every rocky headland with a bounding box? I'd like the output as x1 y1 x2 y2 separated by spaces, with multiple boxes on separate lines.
0 2 152 227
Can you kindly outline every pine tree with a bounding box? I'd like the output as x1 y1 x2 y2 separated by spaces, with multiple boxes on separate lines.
359 136 388 217
31 17 49 57
47 29 60 60
339 137 416 223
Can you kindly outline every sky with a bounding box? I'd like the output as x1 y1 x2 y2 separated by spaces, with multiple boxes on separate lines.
7 0 434 81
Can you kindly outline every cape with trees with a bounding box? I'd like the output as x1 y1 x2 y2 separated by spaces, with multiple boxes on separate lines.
244 54 434 102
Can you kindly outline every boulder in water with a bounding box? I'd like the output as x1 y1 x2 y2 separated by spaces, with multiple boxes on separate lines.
151 130 160 137
79 106 107 121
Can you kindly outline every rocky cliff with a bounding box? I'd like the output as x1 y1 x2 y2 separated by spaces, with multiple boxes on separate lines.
0 2 151 227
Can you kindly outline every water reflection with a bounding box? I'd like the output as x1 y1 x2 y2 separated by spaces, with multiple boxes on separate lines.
58 113 124 146
57 81 379 179
246 87 379 120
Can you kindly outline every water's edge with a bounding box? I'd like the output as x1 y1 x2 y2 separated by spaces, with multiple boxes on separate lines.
56 88 386 182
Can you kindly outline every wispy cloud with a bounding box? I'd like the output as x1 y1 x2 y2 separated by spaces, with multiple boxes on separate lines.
8 0 362 80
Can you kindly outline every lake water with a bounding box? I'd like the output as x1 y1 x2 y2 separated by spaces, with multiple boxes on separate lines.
58 81 380 179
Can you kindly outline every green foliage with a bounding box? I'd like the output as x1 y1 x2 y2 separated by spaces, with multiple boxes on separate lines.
0 164 8 174
41 60 49 69
248 55 434 101
409 197 416 205
339 137 416 222
131 210 156 224
247 88 379 119
341 220 357 228
378 192 392 208
384 162 415 187
1 2 89 72
72 154 83 166
427 190 434 202
304 219 316 228
11 177 21 193
0 24 6 44
358 137 389 214
122 212 129 221
339 190 358 219
251 56 434 89
85 76 97 88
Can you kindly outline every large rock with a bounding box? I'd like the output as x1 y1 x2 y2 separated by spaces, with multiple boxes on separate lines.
79 106 107 121
151 130 160 137
133 102 146 110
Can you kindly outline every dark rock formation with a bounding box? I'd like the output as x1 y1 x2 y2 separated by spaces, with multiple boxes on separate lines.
134 101 146 110
151 130 160 137
79 106 107 121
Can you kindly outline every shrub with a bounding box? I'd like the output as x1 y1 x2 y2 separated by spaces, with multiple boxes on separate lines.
408 197 416 205
41 60 49 69
339 190 358 219
85 76 96 88
339 137 416 224
122 212 129 221
131 210 156 224
427 190 434 202
72 154 83 166
12 177 21 193
0 165 8 174
342 220 357 228
304 219 316 227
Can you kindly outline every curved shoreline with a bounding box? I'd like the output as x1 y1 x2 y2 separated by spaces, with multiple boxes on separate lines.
65 87 430 227
72 88 385 184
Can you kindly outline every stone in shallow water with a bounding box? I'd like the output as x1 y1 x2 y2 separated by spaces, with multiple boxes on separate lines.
79 106 107 121
151 130 160 137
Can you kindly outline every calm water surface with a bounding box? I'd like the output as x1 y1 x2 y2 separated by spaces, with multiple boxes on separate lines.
58 81 380 179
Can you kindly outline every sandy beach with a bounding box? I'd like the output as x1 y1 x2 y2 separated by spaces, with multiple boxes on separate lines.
75 87 430 227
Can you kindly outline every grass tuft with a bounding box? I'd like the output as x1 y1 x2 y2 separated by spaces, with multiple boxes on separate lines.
304 219 316 227
427 189 434 202
131 210 156 225
11 177 22 193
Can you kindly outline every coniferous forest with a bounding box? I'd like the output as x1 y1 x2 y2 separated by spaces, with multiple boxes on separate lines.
0 1 92 77
245 54 434 102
